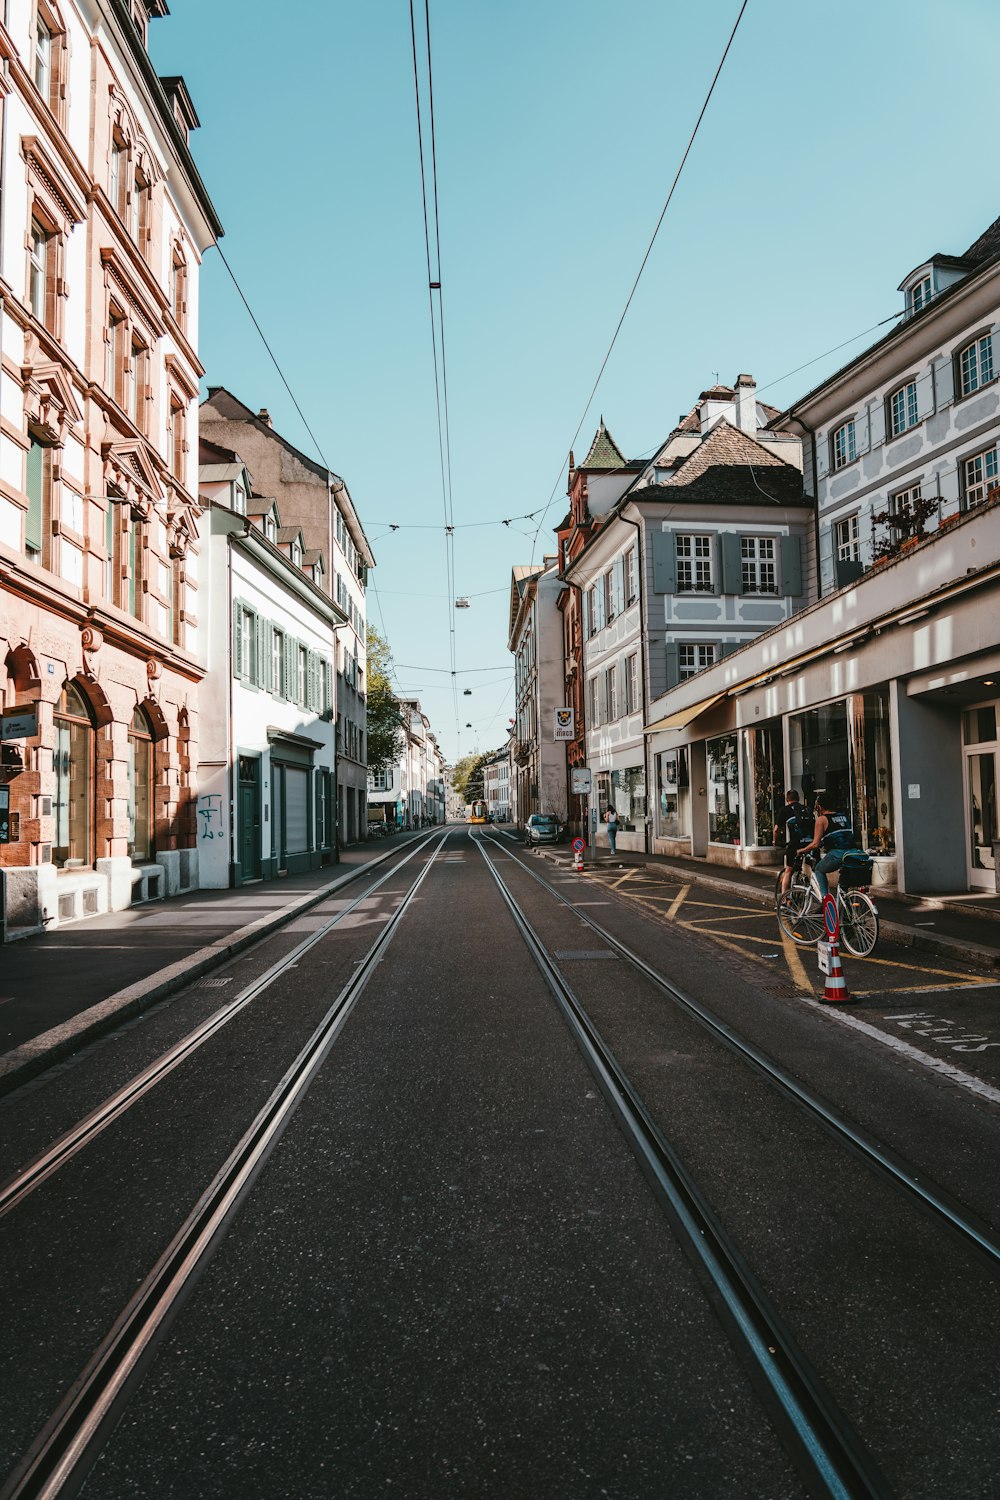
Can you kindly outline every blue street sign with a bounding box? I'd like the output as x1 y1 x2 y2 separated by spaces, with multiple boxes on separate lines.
823 894 839 940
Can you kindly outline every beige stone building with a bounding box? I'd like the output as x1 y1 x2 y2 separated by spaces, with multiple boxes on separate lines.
0 1 221 938
200 389 375 845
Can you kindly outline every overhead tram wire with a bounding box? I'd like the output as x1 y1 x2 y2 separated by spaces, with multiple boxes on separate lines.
213 244 334 474
408 0 461 752
528 0 751 560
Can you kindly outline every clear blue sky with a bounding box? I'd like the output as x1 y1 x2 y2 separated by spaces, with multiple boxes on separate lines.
151 0 1000 764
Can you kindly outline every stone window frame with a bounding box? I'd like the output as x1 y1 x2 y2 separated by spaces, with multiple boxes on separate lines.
103 292 151 435
107 94 157 261
678 642 717 680
830 417 858 472
24 192 66 337
955 331 996 400
834 513 861 562
169 239 189 331
675 532 714 593
32 0 70 129
739 535 778 596
886 377 919 439
961 446 998 511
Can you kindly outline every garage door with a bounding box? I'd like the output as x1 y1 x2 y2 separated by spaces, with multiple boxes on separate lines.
285 767 309 854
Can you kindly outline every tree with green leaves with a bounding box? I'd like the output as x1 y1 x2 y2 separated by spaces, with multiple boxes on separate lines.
365 626 404 775
451 749 501 804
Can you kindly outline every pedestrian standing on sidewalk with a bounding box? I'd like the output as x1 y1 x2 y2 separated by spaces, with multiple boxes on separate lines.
605 805 619 854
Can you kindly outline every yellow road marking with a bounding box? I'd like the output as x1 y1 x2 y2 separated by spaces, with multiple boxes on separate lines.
667 884 689 919
781 929 815 992
611 868 638 891
683 912 778 926
680 926 795 948
851 980 998 997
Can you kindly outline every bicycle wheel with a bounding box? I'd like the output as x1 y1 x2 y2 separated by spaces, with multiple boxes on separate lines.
777 873 825 945
840 891 879 957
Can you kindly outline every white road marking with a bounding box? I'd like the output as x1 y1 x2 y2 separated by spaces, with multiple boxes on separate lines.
801 1000 1000 1105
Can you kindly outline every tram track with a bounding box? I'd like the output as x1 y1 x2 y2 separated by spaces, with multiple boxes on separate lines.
475 835 890 1500
0 834 447 1500
476 832 1000 1498
0 834 439 1221
481 835 1000 1273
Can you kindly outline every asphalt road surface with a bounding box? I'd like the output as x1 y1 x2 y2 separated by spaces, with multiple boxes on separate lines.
2 827 1000 1499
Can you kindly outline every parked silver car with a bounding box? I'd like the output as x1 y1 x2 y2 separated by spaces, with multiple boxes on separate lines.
524 813 564 847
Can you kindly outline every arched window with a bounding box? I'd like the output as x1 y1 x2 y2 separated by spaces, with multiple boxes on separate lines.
53 683 93 868
128 705 155 860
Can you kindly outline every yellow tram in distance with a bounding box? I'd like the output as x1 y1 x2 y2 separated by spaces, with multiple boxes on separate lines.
467 800 488 825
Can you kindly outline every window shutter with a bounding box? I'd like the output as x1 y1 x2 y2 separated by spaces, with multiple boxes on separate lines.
819 522 835 596
262 622 273 692
869 400 886 449
780 534 803 597
233 599 243 677
720 532 742 594
719 641 740 659
664 642 680 690
285 636 295 702
613 557 625 616
934 355 954 409
915 367 934 423
254 615 265 687
25 442 44 553
857 406 871 454
651 530 676 594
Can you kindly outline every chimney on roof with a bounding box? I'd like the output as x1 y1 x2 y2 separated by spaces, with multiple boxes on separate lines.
734 374 757 436
257 408 272 427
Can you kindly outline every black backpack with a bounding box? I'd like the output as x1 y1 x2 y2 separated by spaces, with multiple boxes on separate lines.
787 804 813 842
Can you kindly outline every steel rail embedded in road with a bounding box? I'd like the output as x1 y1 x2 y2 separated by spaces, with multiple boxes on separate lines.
0 834 448 1500
494 837 1000 1274
0 834 440 1222
475 838 891 1500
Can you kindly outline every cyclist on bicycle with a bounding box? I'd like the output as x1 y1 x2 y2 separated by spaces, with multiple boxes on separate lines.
774 789 812 900
799 793 858 898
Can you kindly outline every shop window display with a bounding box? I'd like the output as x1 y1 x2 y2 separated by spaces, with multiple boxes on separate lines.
707 733 740 844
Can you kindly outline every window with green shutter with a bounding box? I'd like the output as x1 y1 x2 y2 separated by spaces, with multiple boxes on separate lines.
25 439 45 558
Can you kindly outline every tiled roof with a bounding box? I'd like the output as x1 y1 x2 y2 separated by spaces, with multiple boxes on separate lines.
580 419 628 469
635 420 807 507
277 526 304 544
964 213 1000 266
246 496 277 515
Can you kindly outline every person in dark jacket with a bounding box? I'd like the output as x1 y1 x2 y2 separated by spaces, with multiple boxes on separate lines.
801 793 857 898
774 789 811 899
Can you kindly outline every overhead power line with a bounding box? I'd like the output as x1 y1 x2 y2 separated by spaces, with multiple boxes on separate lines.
213 244 333 474
529 0 751 555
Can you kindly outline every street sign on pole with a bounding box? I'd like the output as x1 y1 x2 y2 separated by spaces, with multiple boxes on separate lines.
571 767 591 795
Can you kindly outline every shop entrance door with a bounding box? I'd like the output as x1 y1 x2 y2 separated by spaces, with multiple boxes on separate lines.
965 748 998 890
238 755 262 882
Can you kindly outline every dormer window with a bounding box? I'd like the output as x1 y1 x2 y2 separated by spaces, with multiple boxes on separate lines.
291 540 302 567
909 275 932 313
233 484 246 516
263 514 276 542
312 561 324 586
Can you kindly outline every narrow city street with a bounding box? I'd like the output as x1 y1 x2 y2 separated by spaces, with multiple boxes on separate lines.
2 828 1000 1499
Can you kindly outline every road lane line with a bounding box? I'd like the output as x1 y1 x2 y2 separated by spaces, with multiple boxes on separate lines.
780 930 815 993
611 868 638 890
801 1001 1000 1105
667 884 690 920
852 980 1000 998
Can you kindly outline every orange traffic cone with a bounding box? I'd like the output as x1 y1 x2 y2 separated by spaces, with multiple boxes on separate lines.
820 936 853 1004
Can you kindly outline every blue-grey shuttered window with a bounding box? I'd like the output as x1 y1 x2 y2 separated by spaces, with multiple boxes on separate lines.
720 532 742 594
780 534 803 597
664 641 679 690
651 530 676 593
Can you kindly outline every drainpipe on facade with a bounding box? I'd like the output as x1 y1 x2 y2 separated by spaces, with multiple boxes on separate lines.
622 512 650 854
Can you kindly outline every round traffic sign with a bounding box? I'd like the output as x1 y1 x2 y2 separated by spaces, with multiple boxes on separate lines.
572 837 585 852
822 894 839 940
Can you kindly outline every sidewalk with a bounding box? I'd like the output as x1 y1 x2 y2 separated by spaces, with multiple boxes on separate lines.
557 844 1000 969
0 837 423 1098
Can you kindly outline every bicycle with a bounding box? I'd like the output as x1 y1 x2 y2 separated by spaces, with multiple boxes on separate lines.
775 851 879 957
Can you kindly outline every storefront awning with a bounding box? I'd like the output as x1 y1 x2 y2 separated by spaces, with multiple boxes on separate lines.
644 691 727 734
